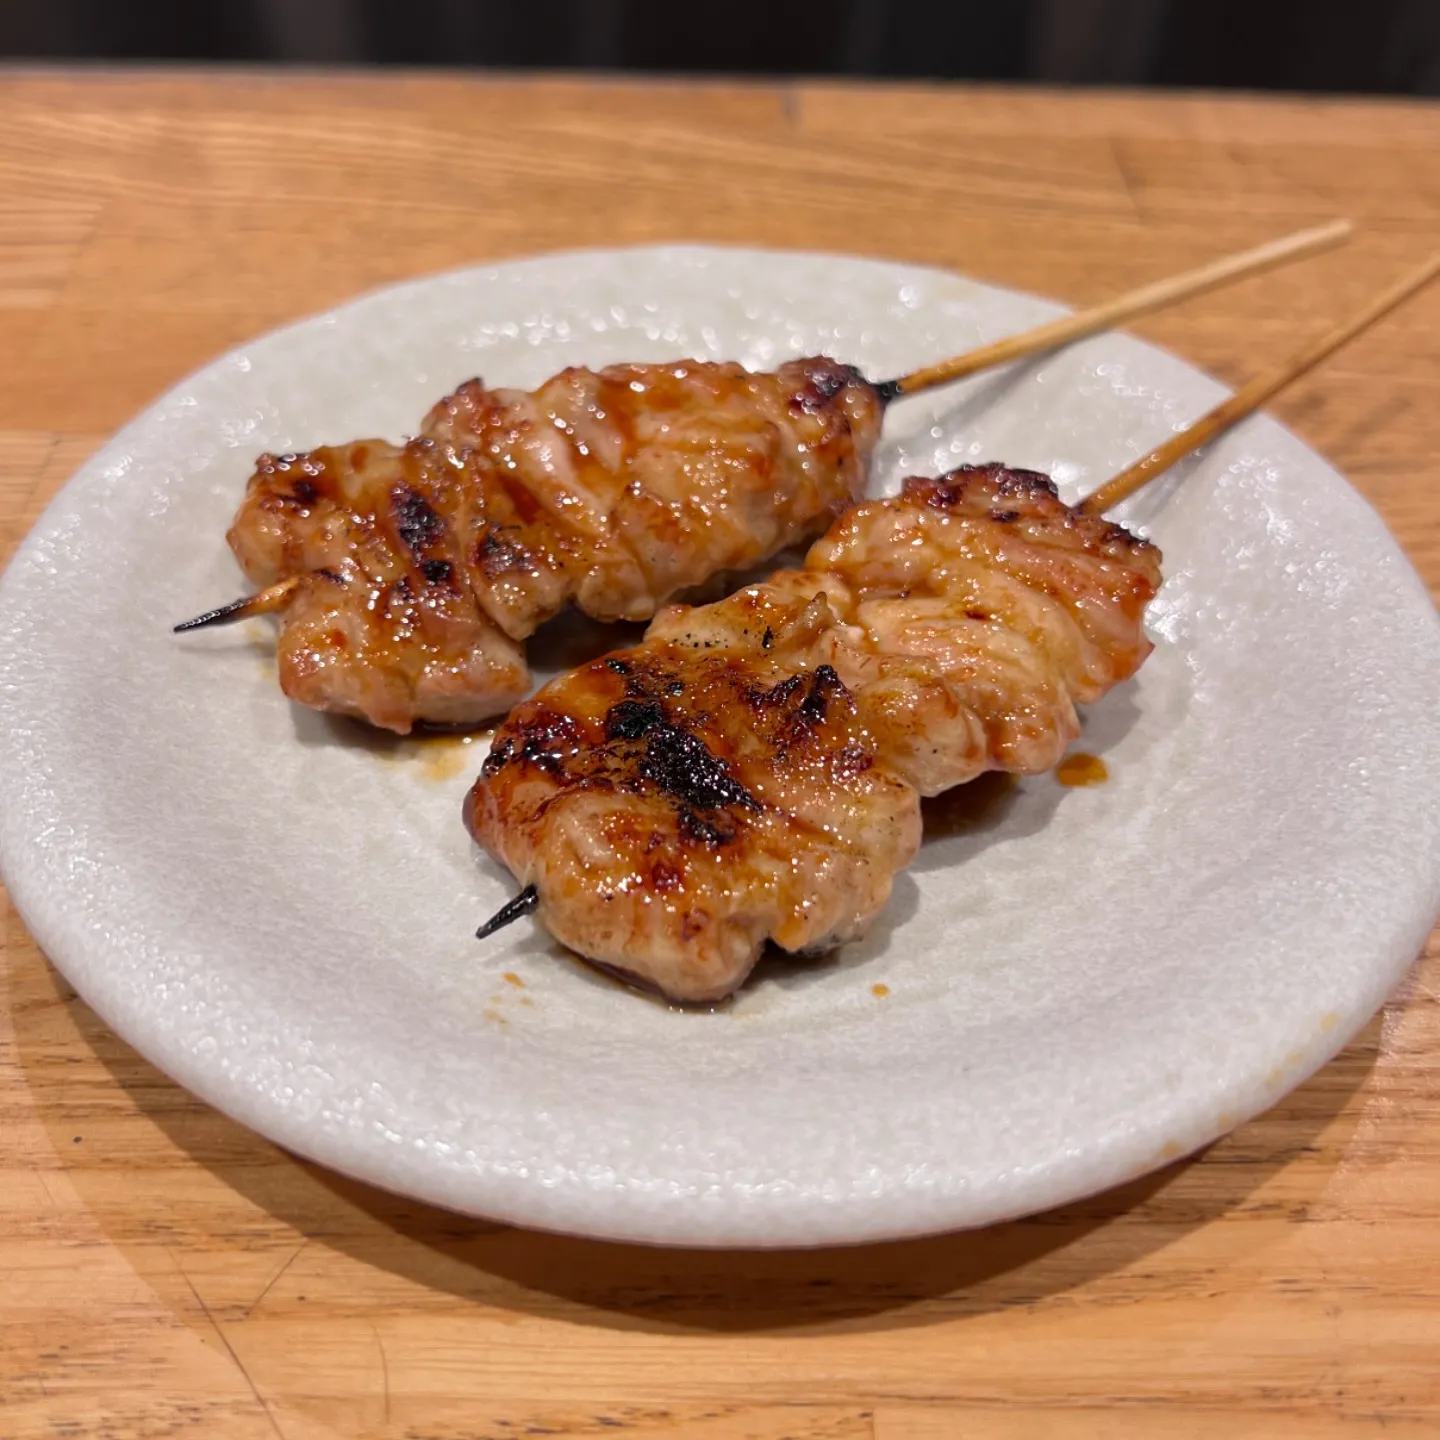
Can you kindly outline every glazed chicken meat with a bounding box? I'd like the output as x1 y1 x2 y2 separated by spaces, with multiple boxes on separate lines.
220 358 882 733
467 465 1163 1003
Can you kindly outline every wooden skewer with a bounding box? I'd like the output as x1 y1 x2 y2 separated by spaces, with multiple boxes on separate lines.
172 576 300 632
877 218 1352 401
1080 249 1440 515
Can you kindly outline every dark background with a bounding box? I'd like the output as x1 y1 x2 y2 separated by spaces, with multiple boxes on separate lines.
2 0 1438 92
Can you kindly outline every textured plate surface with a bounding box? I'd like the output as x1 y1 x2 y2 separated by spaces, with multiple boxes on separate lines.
1 246 1438 1247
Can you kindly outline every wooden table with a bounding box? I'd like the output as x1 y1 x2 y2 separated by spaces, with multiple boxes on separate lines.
2 69 1438 1440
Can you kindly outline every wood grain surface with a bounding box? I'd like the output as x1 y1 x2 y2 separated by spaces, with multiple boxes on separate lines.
2 69 1439 1440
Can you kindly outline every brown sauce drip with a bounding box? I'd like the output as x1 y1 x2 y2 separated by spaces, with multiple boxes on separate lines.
395 727 495 782
1056 752 1109 787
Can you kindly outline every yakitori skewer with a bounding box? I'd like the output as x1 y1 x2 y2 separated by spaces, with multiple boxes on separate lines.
467 248 1439 1004
175 223 1351 735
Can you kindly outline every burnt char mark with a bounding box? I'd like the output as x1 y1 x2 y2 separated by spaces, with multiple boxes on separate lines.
393 486 445 555
798 664 844 725
643 725 759 813
807 363 858 402
755 673 804 708
836 742 874 777
602 698 760 814
905 465 1061 511
606 699 665 741
907 476 962 509
752 665 848 729
789 359 868 414
290 478 319 506
314 568 346 586
901 464 1156 554
475 526 533 576
605 657 632 675
420 558 455 587
761 626 774 650
485 708 584 776
480 736 513 777
678 809 737 846
617 665 679 702
992 467 1061 500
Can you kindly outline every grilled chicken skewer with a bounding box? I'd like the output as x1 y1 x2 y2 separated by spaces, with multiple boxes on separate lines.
191 358 881 733
176 224 1348 735
467 466 1158 1001
466 251 1440 1003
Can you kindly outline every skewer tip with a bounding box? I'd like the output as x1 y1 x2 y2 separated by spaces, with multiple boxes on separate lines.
173 596 262 632
173 576 300 632
476 884 539 940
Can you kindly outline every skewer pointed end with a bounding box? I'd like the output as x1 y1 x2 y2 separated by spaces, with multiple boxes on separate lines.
476 884 539 940
173 595 262 632
173 576 300 633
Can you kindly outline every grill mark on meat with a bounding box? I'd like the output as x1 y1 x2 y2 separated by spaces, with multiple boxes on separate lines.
475 527 533 576
993 467 1059 500
481 736 513 776
905 465 1153 552
601 698 760 814
798 664 844 726
490 708 584 776
677 809 738 846
789 360 869 414
643 726 759 813
836 743 873 777
750 665 848 729
393 486 445 555
606 699 665 741
754 673 803 708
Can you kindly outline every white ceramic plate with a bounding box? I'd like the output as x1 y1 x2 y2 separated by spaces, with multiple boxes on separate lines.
2 246 1438 1248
